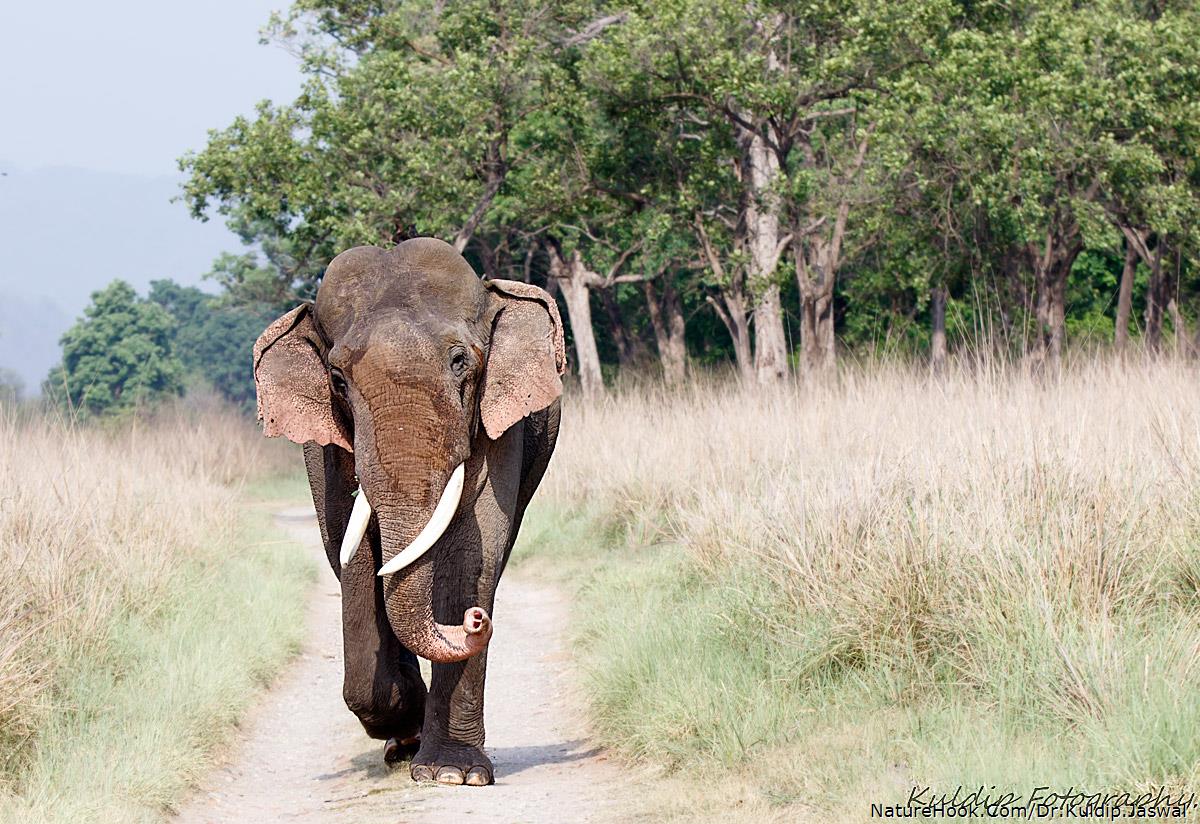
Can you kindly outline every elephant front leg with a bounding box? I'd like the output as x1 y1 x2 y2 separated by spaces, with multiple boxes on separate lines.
411 652 493 786
340 541 428 759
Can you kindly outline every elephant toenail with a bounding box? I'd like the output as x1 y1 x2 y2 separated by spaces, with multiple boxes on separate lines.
436 766 465 785
411 764 436 782
465 767 492 786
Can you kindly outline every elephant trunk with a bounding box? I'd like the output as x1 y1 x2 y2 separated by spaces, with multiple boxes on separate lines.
373 472 492 664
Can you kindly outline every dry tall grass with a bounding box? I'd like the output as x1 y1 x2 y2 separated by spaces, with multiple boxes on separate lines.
0 398 295 787
525 356 1200 815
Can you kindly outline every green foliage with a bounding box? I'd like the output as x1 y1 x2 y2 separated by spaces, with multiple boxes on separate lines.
44 277 274 419
45 281 184 418
148 279 276 412
0 483 313 824
180 0 603 294
181 0 1200 368
1065 250 1122 342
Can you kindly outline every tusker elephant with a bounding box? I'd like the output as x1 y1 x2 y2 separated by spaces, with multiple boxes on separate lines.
252 237 564 786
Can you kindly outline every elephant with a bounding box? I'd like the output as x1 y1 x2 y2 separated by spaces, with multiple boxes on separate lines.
252 237 565 786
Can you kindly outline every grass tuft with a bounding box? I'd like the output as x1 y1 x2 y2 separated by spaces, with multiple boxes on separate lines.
0 401 309 823
516 357 1200 818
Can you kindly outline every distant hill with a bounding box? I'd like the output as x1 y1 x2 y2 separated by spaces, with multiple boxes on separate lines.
0 161 240 393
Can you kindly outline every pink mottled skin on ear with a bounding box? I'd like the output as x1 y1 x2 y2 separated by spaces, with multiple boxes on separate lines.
253 305 352 451
480 280 567 440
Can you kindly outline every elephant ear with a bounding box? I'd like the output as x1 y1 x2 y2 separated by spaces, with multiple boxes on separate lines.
481 279 567 440
253 304 352 451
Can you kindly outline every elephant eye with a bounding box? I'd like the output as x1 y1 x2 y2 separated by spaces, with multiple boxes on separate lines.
330 368 349 397
450 350 468 378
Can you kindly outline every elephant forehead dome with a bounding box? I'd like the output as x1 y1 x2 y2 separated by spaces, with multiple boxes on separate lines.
316 238 488 340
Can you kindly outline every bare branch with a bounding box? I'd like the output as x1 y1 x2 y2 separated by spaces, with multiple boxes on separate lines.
453 172 505 252
601 240 645 286
802 106 856 122
773 232 794 261
612 271 657 284
522 239 538 283
693 214 727 282
562 12 628 48
798 216 827 236
705 293 733 330
1118 223 1154 265
554 222 617 252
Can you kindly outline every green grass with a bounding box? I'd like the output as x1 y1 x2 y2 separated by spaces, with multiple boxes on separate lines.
252 472 314 503
514 501 1200 822
0 484 314 824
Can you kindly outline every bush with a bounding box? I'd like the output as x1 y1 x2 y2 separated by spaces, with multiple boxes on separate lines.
44 281 183 418
148 279 277 413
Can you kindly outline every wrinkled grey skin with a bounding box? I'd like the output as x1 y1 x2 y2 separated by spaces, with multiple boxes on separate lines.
253 238 564 786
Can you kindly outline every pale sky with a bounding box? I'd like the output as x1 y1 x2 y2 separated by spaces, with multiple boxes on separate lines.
0 0 301 175
0 1 306 390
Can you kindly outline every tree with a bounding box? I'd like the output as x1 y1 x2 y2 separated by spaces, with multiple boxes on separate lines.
889 0 1200 368
148 279 277 412
180 0 1200 380
588 0 953 381
182 0 623 393
45 281 184 418
1097 3 1200 353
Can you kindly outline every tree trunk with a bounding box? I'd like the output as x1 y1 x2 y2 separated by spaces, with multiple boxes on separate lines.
930 285 947 374
694 217 754 382
549 246 604 398
1170 246 1189 357
817 301 835 371
645 279 687 386
1035 260 1070 367
706 291 753 381
1049 276 1067 363
1144 240 1167 353
1029 231 1082 373
753 284 789 383
1167 298 1187 356
599 287 640 368
799 294 818 375
796 243 838 379
738 121 788 384
1118 225 1172 354
1114 239 1137 352
722 295 754 381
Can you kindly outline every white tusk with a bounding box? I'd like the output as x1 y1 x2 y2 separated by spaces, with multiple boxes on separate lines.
339 488 372 567
377 463 465 577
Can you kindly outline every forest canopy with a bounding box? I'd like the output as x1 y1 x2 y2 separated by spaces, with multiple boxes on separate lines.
45 279 272 417
180 0 1200 391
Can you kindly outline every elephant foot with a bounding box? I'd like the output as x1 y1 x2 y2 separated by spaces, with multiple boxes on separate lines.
346 661 427 748
384 734 421 765
409 743 493 787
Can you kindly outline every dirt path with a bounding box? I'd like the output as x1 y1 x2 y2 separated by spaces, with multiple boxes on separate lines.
175 507 631 824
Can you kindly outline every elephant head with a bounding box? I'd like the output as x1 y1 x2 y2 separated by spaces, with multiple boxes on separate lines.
253 238 565 663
